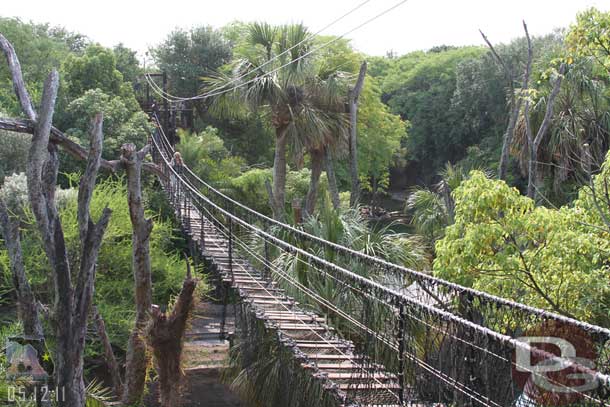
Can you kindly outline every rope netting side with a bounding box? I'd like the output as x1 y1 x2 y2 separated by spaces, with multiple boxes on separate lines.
150 124 610 407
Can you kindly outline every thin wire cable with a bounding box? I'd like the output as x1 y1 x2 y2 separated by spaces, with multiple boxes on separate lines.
153 118 610 339
151 117 610 386
159 145 402 403
144 0 373 102
146 0 409 103
153 130 529 407
191 196 499 406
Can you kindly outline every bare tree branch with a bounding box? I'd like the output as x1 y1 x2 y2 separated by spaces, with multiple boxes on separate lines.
2 33 114 407
480 23 532 180
74 116 112 334
147 271 198 407
324 147 340 209
0 117 165 179
0 199 44 338
0 34 37 121
479 29 512 83
527 63 566 198
77 113 104 242
26 70 59 250
93 305 123 397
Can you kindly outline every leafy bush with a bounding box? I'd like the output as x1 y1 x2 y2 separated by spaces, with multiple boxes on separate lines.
434 170 610 325
0 131 30 182
176 127 245 190
228 168 329 216
63 89 151 159
0 173 76 216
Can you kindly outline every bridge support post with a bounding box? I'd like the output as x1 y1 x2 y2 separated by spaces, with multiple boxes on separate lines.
228 216 234 285
398 301 406 405
264 240 270 280
183 186 189 233
200 210 205 252
220 284 227 340
174 174 180 217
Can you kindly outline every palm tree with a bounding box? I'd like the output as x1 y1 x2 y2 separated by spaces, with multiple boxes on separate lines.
205 23 345 220
405 163 468 247
303 70 349 216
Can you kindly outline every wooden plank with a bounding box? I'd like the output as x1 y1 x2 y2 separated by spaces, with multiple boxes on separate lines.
307 354 361 360
325 372 396 380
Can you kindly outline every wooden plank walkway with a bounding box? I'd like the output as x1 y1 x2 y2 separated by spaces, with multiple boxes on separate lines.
173 197 405 407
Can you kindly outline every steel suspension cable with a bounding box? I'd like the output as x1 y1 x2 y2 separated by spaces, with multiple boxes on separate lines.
152 114 610 339
150 126 610 386
144 0 374 102
146 0 409 103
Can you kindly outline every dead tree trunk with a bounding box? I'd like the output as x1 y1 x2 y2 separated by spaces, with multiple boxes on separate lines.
480 21 532 181
526 63 566 199
121 142 154 406
324 147 340 210
0 199 44 338
92 306 123 397
348 61 367 207
147 265 198 407
1 33 111 407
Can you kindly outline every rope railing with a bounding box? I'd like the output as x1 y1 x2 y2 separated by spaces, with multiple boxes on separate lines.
149 123 610 407
151 113 610 340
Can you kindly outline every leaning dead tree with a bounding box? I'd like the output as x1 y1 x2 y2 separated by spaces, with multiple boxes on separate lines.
147 261 198 407
93 305 123 397
0 199 44 339
525 62 566 199
480 21 533 181
348 61 367 207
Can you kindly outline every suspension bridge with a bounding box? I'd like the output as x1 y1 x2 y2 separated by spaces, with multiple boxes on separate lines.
149 119 610 407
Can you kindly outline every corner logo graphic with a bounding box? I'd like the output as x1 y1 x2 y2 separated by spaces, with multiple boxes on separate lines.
512 320 600 406
6 342 49 382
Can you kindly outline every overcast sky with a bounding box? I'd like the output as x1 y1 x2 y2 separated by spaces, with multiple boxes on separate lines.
1 0 608 59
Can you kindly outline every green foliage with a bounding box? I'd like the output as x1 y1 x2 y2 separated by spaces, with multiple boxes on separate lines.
0 18 80 116
406 187 448 244
112 43 142 84
228 168 329 216
228 168 273 215
434 171 610 325
61 44 128 100
302 196 429 271
201 114 275 165
567 7 610 72
355 77 407 194
381 47 488 176
151 26 232 98
0 131 30 182
176 127 245 189
63 89 151 158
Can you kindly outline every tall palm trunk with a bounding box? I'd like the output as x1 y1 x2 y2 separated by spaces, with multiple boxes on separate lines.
272 126 288 220
305 148 324 216
324 148 340 209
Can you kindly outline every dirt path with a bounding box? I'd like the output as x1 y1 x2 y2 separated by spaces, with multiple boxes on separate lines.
180 302 243 407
